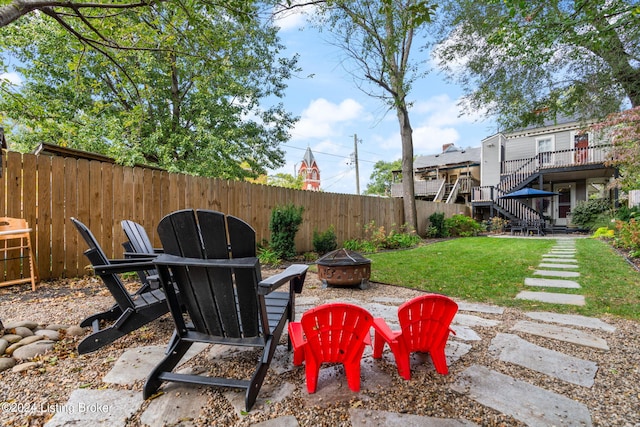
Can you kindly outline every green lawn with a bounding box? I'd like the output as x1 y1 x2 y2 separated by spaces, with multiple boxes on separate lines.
366 237 640 320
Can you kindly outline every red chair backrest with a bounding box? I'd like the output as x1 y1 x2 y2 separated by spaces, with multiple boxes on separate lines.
397 294 458 353
300 303 373 364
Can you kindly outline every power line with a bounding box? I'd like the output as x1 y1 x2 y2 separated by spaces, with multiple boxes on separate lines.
281 143 378 164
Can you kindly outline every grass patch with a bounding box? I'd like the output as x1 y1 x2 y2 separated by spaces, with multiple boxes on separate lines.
367 237 640 320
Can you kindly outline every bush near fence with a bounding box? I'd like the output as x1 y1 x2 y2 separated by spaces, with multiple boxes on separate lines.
0 150 468 281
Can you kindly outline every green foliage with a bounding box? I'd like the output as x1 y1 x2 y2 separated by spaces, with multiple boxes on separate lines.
343 221 420 253
257 246 282 266
614 219 640 257
571 199 612 230
269 204 304 260
363 159 402 196
0 4 299 179
590 107 640 192
443 214 483 237
436 0 639 130
592 227 615 240
312 225 338 255
267 173 304 189
487 217 508 234
616 204 640 222
426 212 447 238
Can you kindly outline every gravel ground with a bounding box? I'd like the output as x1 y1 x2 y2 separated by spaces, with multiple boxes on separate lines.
1 269 639 427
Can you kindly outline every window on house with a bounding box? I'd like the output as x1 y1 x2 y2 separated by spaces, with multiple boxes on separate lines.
536 136 555 166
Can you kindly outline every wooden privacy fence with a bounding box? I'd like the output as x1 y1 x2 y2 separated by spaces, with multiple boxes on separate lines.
1 150 469 283
1 150 408 281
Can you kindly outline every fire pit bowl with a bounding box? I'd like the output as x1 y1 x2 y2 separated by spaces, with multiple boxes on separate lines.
316 249 371 289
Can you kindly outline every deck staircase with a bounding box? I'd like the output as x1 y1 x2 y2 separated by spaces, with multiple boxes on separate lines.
493 158 543 222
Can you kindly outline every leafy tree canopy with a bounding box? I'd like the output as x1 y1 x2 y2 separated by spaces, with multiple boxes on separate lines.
267 172 304 189
0 0 299 179
589 106 640 192
364 159 401 196
435 0 640 131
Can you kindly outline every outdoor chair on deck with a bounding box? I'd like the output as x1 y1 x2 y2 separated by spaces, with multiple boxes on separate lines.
143 209 308 412
373 294 458 379
288 302 373 393
71 217 170 354
121 220 162 289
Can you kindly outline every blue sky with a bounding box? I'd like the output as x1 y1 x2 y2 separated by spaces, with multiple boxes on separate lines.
272 10 499 194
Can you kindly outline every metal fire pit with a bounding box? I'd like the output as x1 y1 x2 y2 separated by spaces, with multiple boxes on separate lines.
316 249 371 289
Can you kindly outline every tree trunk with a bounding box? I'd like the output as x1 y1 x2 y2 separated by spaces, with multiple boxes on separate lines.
396 105 417 232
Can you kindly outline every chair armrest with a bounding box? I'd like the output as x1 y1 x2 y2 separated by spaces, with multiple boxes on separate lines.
154 253 259 269
258 264 308 294
92 260 157 275
124 252 160 259
372 317 397 341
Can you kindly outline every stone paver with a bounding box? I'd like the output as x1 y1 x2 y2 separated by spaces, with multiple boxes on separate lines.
453 313 501 327
456 302 504 314
511 320 609 350
489 333 598 387
140 383 210 426
541 257 578 263
516 291 586 306
102 343 208 385
349 409 480 426
524 277 581 289
451 365 592 426
525 312 616 332
534 269 581 278
44 389 143 427
544 253 576 258
539 263 580 269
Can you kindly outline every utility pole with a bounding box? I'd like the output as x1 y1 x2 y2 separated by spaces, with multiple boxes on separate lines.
353 134 361 195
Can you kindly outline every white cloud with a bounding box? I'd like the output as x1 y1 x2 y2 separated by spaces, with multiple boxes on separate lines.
0 72 22 85
412 125 461 154
292 98 366 140
272 1 317 32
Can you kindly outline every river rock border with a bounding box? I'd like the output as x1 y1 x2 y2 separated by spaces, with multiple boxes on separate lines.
0 320 86 373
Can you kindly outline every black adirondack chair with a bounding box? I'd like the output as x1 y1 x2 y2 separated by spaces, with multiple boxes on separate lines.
71 217 170 354
121 220 162 289
143 209 308 412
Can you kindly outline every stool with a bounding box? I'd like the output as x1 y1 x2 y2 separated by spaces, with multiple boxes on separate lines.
0 217 39 291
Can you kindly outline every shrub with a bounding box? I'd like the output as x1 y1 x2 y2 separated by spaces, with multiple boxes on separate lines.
592 227 615 239
614 218 640 257
269 204 304 260
427 212 447 237
487 217 508 234
257 246 281 266
571 199 612 230
616 204 640 222
342 222 420 253
444 214 483 237
312 225 338 255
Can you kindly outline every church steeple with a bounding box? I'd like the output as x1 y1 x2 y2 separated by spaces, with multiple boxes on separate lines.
298 146 320 191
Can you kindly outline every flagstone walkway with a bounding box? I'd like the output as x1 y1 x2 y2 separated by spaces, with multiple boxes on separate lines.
44 237 619 427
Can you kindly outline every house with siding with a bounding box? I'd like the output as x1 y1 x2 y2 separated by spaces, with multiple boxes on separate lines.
391 143 481 203
472 118 616 230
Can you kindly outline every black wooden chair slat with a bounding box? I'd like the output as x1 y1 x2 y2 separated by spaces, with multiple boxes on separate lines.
121 220 163 289
71 217 170 354
144 209 308 412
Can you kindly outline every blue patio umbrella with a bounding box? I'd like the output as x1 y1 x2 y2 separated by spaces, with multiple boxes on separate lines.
499 188 559 199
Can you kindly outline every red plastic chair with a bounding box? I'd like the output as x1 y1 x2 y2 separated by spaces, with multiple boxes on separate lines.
288 303 373 393
372 294 458 380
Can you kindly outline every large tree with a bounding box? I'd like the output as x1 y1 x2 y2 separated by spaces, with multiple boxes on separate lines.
0 1 298 179
307 0 436 231
435 0 640 131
